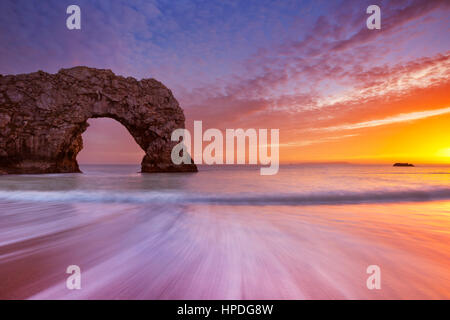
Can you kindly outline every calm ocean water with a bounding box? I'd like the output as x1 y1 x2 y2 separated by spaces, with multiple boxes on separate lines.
0 164 449 299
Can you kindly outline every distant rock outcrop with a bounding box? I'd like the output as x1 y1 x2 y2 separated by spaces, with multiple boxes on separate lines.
393 163 414 167
0 67 197 174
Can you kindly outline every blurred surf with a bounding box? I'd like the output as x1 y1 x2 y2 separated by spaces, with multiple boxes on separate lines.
1 164 450 299
0 187 450 205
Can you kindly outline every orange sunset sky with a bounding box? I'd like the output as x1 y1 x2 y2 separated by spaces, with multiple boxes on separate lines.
1 0 449 165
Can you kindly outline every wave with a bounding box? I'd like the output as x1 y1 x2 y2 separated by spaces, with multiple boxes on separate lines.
1 187 450 205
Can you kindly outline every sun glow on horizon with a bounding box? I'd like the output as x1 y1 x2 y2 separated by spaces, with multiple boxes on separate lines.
437 148 450 158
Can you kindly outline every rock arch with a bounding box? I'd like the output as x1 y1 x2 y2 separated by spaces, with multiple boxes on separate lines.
0 67 197 174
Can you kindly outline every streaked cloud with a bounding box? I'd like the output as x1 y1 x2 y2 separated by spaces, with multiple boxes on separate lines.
283 134 360 147
315 53 450 110
318 106 450 132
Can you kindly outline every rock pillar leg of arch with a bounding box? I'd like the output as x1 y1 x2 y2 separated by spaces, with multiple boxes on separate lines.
141 138 197 173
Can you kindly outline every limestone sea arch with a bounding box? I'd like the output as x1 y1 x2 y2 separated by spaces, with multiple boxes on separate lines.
0 66 197 174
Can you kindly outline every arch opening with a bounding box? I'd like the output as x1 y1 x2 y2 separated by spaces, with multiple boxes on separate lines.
77 118 145 166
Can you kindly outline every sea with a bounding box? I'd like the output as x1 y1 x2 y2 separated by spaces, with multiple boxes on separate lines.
0 164 449 299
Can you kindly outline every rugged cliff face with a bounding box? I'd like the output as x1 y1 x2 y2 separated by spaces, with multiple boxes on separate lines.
0 66 197 174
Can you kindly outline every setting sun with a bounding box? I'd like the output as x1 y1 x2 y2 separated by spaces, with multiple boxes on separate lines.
437 148 450 158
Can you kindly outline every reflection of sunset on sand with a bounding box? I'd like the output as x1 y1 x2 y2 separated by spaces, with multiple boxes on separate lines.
2 200 450 299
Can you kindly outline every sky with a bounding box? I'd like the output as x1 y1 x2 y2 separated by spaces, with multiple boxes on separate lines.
1 0 449 164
